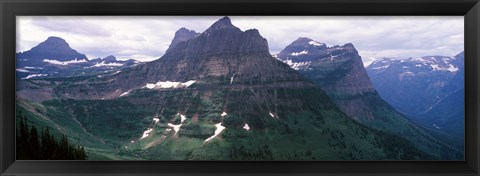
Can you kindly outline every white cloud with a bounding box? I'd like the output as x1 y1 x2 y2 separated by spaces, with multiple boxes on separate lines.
17 16 463 64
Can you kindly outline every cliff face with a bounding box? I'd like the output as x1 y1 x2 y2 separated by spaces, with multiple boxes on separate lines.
276 38 376 120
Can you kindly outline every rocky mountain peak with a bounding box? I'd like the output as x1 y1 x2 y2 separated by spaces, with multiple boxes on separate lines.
43 36 69 45
163 16 269 59
16 36 88 68
207 16 235 31
277 37 327 62
31 36 74 53
102 55 117 62
165 27 200 53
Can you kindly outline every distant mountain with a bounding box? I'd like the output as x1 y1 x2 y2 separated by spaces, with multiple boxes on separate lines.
366 52 464 139
16 37 139 79
88 55 137 69
15 17 460 160
17 36 88 68
276 37 463 157
165 27 200 53
18 36 88 62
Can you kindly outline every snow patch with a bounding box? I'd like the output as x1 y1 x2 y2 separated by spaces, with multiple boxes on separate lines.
88 61 123 68
22 74 48 79
230 74 235 85
371 65 390 70
24 66 43 69
140 128 153 139
283 59 311 70
144 80 196 89
290 50 308 56
413 57 433 64
183 80 196 87
168 123 182 134
43 58 87 65
415 64 422 67
308 41 324 47
430 64 458 72
221 112 228 117
119 90 131 97
145 83 156 89
205 123 226 142
16 68 30 72
446 64 459 72
153 118 160 123
177 113 187 123
243 124 250 131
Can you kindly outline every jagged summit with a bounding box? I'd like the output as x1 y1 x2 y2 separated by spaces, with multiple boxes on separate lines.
165 27 200 53
145 16 297 82
206 16 236 31
164 16 269 58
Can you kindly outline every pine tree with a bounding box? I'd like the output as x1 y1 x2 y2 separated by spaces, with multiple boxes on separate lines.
16 112 87 160
29 126 40 159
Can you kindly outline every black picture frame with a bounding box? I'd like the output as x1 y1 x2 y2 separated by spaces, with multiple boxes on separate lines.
1 0 479 175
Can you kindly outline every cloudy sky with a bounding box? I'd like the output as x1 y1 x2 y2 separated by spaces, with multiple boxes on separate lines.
17 16 463 66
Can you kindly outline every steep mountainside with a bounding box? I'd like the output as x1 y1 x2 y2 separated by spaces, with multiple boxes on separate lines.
16 17 462 160
366 52 464 139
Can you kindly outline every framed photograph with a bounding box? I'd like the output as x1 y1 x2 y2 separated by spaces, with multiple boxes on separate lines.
1 0 479 175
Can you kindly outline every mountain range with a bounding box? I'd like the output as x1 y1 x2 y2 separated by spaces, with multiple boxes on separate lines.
15 17 463 160
366 52 464 141
16 36 138 79
274 37 463 154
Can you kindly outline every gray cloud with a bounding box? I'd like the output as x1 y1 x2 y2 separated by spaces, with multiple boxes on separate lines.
31 16 112 37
